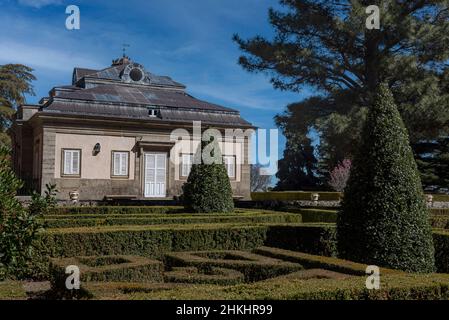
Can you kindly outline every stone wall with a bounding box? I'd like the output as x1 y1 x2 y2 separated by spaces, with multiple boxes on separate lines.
37 123 251 201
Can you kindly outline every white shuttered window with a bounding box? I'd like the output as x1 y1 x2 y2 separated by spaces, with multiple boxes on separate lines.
112 152 129 176
223 156 236 178
63 149 80 175
181 154 193 177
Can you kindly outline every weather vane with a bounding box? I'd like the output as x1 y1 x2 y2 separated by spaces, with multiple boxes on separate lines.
122 44 130 58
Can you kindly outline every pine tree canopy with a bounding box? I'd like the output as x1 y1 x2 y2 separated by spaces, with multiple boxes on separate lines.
234 0 449 180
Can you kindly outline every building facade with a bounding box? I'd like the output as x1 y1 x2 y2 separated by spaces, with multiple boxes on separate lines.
11 57 253 201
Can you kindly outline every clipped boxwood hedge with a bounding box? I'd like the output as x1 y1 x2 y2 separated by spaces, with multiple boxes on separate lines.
164 267 244 285
49 255 164 291
81 272 449 300
251 191 342 202
251 191 449 202
39 223 336 260
430 208 449 216
47 206 185 215
33 223 272 277
286 208 338 223
253 246 400 276
164 250 302 282
433 231 449 273
33 223 338 277
265 224 337 257
41 212 301 228
430 194 449 202
430 216 449 229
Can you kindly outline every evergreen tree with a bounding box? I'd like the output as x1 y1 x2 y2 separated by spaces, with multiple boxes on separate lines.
413 137 449 190
182 136 234 213
234 0 449 175
337 84 435 273
275 137 320 190
0 146 44 279
0 64 35 146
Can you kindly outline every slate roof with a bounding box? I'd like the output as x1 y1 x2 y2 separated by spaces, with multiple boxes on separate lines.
73 68 99 83
44 102 250 126
72 61 185 88
40 58 252 127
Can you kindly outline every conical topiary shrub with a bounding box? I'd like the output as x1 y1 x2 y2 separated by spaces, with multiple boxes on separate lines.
182 136 234 213
337 84 435 273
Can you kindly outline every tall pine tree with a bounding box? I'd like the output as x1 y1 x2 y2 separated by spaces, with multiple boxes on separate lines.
234 0 449 178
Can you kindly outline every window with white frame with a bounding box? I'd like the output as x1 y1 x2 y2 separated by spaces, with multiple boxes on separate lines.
223 155 236 178
63 149 81 176
112 151 129 177
181 154 193 177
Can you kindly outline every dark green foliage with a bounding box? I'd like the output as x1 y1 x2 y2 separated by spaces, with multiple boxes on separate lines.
430 216 449 229
337 84 435 273
431 194 449 202
430 208 449 216
182 137 234 213
265 225 337 257
413 137 449 190
432 231 449 273
42 211 301 228
36 222 335 261
83 273 449 300
29 183 58 216
47 205 184 215
0 146 43 279
33 224 270 277
164 250 302 282
253 247 399 276
33 222 340 277
251 191 341 201
274 137 320 190
164 266 245 285
0 64 36 146
234 1 449 177
289 208 338 223
49 255 164 291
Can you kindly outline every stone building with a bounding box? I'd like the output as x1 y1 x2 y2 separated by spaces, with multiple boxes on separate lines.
11 57 253 201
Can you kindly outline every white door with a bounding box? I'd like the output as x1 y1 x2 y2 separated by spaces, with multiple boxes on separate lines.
144 153 167 197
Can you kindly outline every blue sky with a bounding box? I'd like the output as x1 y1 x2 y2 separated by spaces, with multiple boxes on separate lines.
0 0 315 164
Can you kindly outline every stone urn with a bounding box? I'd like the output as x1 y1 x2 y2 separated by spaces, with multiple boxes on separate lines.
311 193 320 206
69 190 80 204
426 194 433 208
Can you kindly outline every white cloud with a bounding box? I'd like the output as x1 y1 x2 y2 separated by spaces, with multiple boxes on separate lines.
17 0 62 8
0 40 101 72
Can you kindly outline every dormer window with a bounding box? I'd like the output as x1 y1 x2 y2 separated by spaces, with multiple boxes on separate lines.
148 108 158 117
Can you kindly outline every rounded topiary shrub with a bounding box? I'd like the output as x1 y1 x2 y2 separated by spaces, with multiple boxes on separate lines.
182 136 234 213
337 84 435 273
